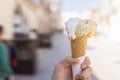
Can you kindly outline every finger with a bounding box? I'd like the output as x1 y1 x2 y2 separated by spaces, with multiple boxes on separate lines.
88 77 91 80
75 76 91 80
83 77 91 80
75 74 82 80
80 67 92 80
65 57 79 66
81 56 91 69
75 74 90 80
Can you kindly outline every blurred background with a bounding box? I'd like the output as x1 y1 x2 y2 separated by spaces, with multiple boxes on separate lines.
0 0 120 80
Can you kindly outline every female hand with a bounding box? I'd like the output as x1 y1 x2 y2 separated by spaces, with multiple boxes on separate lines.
51 56 92 80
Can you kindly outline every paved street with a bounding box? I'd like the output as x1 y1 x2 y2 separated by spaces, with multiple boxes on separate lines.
16 33 120 80
87 36 120 80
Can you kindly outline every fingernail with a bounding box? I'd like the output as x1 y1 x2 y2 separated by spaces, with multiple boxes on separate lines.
76 59 80 63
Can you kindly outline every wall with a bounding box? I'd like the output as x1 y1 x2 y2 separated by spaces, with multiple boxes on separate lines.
0 0 15 40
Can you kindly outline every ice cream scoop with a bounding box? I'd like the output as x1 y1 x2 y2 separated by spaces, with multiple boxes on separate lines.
65 17 97 40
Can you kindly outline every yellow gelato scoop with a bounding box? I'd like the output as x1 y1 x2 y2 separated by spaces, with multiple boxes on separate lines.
76 19 97 38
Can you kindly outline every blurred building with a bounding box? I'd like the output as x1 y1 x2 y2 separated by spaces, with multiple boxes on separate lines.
109 0 120 42
98 0 112 35
84 0 112 35
0 0 63 40
15 0 62 35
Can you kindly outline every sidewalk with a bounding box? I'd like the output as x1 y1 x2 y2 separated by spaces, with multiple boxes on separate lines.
16 33 71 80
15 33 120 80
87 36 120 80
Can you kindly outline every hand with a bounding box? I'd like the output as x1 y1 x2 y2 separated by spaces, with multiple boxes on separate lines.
75 57 92 80
51 56 92 80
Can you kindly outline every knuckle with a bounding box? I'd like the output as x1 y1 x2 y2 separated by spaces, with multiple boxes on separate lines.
55 63 62 69
86 56 90 61
84 57 91 66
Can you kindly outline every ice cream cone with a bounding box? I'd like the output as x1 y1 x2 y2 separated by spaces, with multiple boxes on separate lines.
65 18 97 80
71 35 88 58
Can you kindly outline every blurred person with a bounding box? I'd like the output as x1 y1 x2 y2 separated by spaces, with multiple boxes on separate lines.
7 44 17 71
0 25 15 80
52 57 92 80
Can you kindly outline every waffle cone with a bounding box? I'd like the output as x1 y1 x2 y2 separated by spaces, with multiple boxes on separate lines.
71 36 88 58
